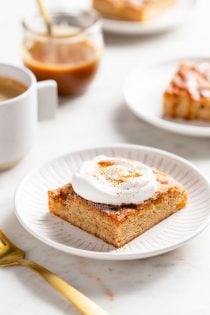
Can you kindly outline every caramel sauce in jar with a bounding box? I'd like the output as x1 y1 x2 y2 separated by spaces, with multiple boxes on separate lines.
22 10 103 96
23 40 100 96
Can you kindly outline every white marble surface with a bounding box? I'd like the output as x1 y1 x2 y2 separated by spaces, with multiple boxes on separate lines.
1 0 210 314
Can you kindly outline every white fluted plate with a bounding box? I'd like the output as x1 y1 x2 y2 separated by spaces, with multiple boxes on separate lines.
15 145 210 260
124 57 210 137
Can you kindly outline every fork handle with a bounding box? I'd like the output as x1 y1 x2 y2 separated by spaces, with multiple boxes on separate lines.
19 259 109 315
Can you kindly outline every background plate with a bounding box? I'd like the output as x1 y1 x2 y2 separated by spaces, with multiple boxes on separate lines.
103 0 197 35
124 57 210 137
15 145 210 260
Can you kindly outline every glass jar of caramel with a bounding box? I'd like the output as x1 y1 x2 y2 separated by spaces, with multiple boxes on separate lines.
22 9 103 96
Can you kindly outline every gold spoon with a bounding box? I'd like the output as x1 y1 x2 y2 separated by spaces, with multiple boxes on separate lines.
0 230 109 315
36 0 52 36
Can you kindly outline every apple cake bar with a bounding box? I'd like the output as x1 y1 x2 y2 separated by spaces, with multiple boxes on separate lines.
48 168 187 248
163 62 210 121
92 0 176 22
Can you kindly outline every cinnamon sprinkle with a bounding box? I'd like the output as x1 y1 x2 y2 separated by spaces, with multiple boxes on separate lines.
115 172 142 184
98 161 115 168
98 160 142 185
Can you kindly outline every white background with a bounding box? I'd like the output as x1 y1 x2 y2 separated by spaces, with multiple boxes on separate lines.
1 0 210 314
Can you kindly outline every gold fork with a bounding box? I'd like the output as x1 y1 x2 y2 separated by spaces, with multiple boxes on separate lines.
0 230 109 315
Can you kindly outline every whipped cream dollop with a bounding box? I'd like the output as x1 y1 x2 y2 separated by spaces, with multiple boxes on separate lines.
71 156 158 206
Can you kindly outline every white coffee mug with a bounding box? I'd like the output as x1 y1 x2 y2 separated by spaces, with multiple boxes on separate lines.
0 63 57 170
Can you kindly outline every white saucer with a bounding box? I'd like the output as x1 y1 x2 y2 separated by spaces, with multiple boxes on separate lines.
15 145 210 260
103 0 196 35
124 57 210 137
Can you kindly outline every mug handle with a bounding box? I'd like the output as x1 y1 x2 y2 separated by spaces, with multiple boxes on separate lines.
37 80 58 121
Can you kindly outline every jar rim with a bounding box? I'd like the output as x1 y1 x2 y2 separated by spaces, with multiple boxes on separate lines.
22 9 102 39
